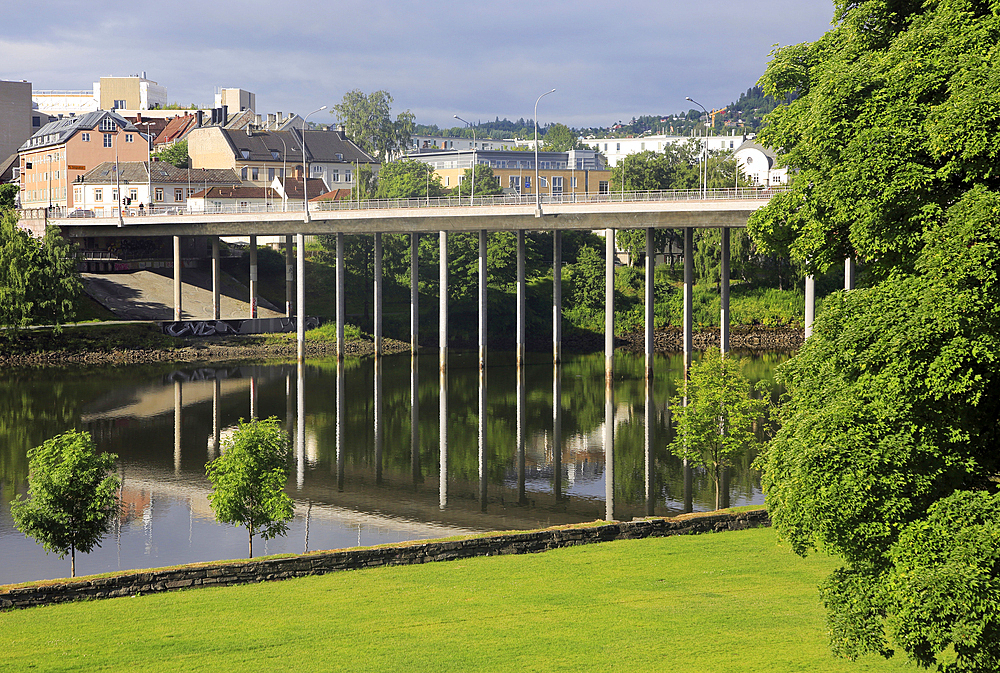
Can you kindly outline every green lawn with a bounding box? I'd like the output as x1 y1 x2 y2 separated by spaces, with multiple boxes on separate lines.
0 527 912 672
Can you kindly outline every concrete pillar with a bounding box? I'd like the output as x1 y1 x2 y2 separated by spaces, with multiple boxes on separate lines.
439 351 448 511
336 232 345 360
805 274 816 339
553 230 562 365
517 229 526 369
644 375 655 516
683 228 693 373
173 235 182 321
721 228 730 355
411 353 421 485
604 370 615 522
845 256 856 290
336 359 345 492
553 363 563 502
211 376 220 459
478 361 487 512
517 364 526 506
374 232 383 358
606 227 615 380
411 233 419 354
644 228 654 379
296 361 305 490
285 235 293 317
479 230 487 373
439 231 448 371
296 233 305 363
249 235 258 319
212 236 221 320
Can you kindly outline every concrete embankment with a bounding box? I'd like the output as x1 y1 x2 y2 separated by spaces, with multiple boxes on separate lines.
1 509 769 610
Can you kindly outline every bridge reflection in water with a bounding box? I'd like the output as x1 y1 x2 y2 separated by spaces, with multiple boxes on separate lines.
0 351 784 584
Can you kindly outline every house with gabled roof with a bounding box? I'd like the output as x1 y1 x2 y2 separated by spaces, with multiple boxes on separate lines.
18 110 147 212
186 124 377 194
73 161 239 216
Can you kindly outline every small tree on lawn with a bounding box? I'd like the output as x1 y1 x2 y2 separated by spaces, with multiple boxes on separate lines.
206 417 294 558
11 430 120 578
668 348 767 510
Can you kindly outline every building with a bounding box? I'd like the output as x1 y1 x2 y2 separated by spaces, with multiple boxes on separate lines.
17 110 148 212
186 125 376 192
94 74 168 112
73 161 239 216
585 132 747 167
408 134 529 153
733 140 787 187
0 80 35 183
215 88 255 113
408 148 610 196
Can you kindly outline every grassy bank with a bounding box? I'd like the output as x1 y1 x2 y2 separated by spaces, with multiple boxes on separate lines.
0 527 909 672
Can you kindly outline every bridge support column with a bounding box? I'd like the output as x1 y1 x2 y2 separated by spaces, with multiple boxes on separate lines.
517 229 526 369
173 235 182 321
296 233 305 363
411 233 419 354
212 236 221 320
479 230 487 372
440 231 448 372
174 379 182 476
645 228 654 380
249 235 258 319
721 228 730 355
805 274 816 339
606 227 615 381
683 227 693 373
553 230 562 365
336 232 345 360
285 235 293 317
845 256 856 290
374 232 383 358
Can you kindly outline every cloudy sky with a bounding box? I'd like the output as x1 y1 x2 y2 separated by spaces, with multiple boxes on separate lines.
3 1 833 130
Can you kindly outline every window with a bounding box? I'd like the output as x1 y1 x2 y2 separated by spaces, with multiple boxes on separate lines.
268 168 275 181
154 188 164 201
599 181 609 194
552 177 563 194
100 118 116 132
311 165 323 175
335 153 343 161
74 186 83 203
82 133 90 142
94 189 103 202
32 116 41 128
509 176 520 193
331 170 339 182
571 176 577 189
240 149 250 159
640 143 645 151
242 167 249 179
129 188 138 202
103 134 112 148
345 170 352 183
125 134 133 143
175 188 183 201
270 151 280 160
113 100 126 110
251 167 259 180
616 143 620 151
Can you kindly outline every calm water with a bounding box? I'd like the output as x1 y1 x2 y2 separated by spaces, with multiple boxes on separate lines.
0 349 788 584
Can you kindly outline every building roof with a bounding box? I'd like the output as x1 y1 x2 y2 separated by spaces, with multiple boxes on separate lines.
312 188 353 202
191 186 280 200
152 114 200 146
277 177 330 200
78 161 240 185
293 128 377 165
18 111 139 152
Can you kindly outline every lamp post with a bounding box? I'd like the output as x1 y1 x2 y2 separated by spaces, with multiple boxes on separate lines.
685 97 709 198
302 105 327 222
534 89 555 216
137 121 154 213
453 115 475 206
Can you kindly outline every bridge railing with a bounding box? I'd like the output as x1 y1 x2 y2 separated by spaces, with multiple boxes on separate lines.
47 186 787 220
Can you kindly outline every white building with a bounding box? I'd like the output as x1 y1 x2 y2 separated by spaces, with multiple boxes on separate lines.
585 132 747 167
73 161 239 216
733 140 788 187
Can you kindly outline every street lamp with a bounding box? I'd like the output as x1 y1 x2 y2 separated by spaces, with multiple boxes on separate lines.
302 105 327 222
534 89 555 216
685 96 709 199
454 115 476 206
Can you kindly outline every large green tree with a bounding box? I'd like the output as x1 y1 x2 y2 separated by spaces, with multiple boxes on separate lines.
152 140 189 169
0 211 81 333
11 430 120 578
374 159 444 200
542 123 584 151
206 417 295 558
0 183 18 209
332 90 415 164
450 164 503 197
759 186 1000 670
747 0 1000 281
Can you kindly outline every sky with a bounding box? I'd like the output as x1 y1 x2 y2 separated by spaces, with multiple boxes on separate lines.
2 0 834 131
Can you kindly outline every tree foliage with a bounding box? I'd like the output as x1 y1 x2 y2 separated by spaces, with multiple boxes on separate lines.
668 348 767 510
758 186 1000 670
11 430 119 577
206 417 294 558
0 183 18 209
152 140 189 168
450 164 503 197
542 123 583 151
747 0 1000 280
332 90 415 164
374 159 444 200
0 211 81 333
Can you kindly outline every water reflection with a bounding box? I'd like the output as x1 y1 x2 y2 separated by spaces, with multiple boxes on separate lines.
0 349 788 584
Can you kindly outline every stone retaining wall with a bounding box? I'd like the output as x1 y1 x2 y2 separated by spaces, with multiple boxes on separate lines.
1 509 769 610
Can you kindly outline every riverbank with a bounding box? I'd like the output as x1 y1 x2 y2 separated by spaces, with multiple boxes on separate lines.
0 322 801 368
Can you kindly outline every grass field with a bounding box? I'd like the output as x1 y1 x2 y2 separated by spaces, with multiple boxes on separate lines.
0 527 913 672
